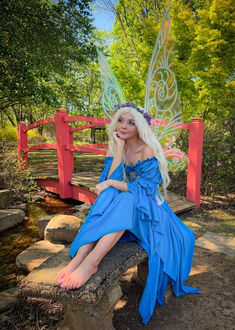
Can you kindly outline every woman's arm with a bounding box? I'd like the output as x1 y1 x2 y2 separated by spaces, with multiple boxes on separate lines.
95 179 128 195
107 132 125 178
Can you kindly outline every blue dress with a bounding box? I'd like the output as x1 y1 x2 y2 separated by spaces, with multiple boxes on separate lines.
70 157 200 324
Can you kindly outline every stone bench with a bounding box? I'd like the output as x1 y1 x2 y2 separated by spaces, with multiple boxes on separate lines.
19 242 147 330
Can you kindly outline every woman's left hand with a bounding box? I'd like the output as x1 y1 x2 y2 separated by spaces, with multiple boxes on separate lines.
95 180 110 195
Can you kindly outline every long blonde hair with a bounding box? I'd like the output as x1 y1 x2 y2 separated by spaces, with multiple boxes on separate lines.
107 107 170 190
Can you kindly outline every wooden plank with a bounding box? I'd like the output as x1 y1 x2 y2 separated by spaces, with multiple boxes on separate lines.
71 172 196 214
30 161 196 214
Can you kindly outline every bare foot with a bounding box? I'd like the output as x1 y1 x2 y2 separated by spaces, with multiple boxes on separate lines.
57 243 96 284
60 258 98 290
56 255 85 284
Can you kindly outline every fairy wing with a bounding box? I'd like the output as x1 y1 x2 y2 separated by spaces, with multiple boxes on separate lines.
144 4 182 149
98 51 126 118
164 148 188 173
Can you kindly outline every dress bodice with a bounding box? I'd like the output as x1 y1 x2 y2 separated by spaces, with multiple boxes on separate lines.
99 156 164 205
124 157 164 205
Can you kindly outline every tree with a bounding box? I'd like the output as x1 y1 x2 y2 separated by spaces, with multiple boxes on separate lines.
172 0 235 121
105 0 167 105
0 0 96 125
100 0 234 123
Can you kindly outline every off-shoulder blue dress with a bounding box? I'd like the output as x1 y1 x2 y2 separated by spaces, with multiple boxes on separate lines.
70 157 200 325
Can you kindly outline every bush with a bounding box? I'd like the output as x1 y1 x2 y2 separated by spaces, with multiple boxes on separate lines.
201 122 235 196
28 128 47 145
0 125 17 146
0 143 37 202
169 121 234 197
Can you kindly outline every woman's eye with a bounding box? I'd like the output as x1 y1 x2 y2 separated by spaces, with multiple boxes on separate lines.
118 118 123 123
129 121 135 126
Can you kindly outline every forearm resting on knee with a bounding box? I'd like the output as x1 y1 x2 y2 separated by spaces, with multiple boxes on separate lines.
108 179 128 192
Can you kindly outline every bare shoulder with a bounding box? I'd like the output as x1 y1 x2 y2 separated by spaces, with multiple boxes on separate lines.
142 144 154 159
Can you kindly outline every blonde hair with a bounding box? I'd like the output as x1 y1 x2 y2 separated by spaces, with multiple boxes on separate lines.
107 107 170 190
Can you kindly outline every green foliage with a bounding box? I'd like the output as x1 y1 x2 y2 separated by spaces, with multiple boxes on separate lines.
0 0 97 125
104 0 234 196
172 0 235 122
108 0 167 105
0 145 37 202
107 0 234 123
27 129 47 145
0 124 17 144
201 121 235 195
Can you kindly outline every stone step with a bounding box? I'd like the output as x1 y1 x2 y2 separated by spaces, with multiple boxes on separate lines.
0 189 13 209
44 214 82 244
196 232 235 257
16 240 65 272
0 209 25 232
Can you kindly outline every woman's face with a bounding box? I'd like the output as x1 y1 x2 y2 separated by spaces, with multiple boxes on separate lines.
116 112 138 140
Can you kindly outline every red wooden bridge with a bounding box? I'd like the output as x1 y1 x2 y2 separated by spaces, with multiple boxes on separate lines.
18 109 204 213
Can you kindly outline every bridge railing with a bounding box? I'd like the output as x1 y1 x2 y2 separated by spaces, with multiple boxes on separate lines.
18 108 204 207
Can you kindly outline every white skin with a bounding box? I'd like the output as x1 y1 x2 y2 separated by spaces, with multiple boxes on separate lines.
57 113 154 289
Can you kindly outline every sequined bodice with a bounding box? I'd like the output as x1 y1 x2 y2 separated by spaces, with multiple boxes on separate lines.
124 159 164 205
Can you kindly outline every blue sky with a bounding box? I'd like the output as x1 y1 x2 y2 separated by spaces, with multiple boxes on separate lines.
92 1 118 31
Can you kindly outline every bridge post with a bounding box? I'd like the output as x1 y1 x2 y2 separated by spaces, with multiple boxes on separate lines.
18 122 28 169
186 118 204 208
55 109 74 198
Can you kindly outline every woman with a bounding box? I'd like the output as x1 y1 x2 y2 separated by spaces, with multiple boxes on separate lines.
57 104 200 325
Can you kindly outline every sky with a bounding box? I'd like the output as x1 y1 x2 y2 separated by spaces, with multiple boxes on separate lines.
92 1 118 31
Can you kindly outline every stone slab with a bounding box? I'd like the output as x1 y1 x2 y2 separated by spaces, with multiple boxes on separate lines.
16 240 65 272
0 287 18 313
38 215 53 239
9 203 27 211
0 209 25 232
19 242 147 304
73 203 91 222
44 214 82 243
196 232 235 257
0 189 13 209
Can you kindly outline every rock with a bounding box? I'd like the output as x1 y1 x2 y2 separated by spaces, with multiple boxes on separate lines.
16 240 65 272
0 209 25 233
44 214 82 244
9 203 27 211
0 287 18 313
38 215 53 239
80 203 91 213
196 232 235 257
33 195 44 202
73 204 83 211
0 189 13 209
73 203 91 223
19 242 147 303
74 203 91 216
19 242 147 330
222 308 233 317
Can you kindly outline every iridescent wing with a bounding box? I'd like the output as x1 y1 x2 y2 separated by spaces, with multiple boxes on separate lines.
164 148 188 173
98 51 126 118
144 4 182 149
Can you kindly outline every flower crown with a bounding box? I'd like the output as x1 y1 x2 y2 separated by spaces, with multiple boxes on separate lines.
114 102 152 126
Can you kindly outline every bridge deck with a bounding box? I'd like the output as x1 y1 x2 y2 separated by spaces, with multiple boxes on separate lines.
28 150 195 214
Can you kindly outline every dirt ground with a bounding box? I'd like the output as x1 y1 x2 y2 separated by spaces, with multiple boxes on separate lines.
0 194 234 330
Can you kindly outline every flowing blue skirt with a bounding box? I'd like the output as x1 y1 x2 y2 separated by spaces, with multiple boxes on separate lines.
70 186 200 324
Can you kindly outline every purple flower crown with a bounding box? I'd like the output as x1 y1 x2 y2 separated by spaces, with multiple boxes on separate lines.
114 102 152 126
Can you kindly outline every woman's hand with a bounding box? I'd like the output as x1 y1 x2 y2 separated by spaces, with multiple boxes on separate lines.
95 180 110 195
113 131 125 149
